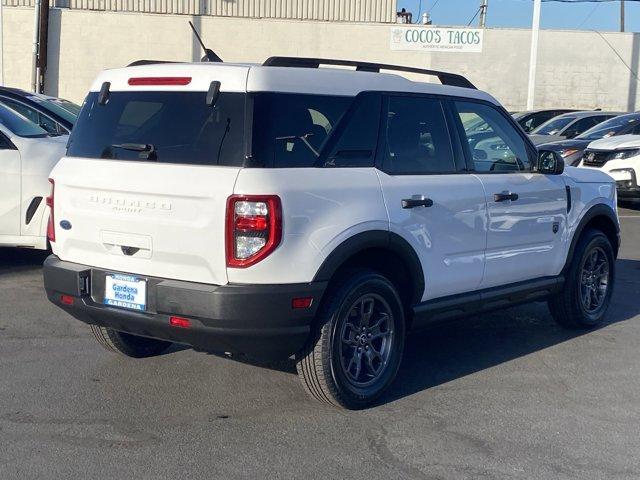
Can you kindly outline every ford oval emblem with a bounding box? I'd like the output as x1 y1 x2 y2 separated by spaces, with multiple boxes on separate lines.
59 220 72 230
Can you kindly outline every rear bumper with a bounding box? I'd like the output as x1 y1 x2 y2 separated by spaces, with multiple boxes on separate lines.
43 255 326 360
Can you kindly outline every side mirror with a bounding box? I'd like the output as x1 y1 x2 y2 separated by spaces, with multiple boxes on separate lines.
537 150 564 175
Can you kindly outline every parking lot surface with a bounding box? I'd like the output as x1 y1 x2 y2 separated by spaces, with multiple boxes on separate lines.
1 206 639 480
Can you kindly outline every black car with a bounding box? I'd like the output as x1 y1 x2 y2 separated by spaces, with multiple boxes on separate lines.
537 112 640 166
512 109 579 133
0 87 80 135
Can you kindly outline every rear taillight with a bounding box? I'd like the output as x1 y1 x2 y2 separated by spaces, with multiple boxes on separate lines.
46 178 55 243
226 195 282 268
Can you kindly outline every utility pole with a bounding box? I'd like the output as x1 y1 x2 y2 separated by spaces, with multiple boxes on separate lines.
479 0 488 28
621 0 625 32
527 0 542 110
31 0 41 92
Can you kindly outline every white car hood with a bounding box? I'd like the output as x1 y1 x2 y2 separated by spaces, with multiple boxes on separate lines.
12 134 68 175
587 134 640 151
564 165 615 184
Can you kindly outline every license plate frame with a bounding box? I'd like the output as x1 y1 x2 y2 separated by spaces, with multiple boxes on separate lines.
104 273 147 311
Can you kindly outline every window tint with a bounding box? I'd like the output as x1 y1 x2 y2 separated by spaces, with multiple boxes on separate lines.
0 99 38 124
0 98 64 135
323 94 381 168
252 93 351 168
381 96 454 175
67 91 246 166
455 101 531 172
0 104 49 138
521 111 555 133
566 116 607 138
533 116 575 135
577 114 639 140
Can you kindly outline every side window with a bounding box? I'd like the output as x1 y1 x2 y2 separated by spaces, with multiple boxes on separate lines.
252 93 351 168
0 132 14 150
454 101 532 172
37 114 61 135
323 93 381 168
381 96 455 175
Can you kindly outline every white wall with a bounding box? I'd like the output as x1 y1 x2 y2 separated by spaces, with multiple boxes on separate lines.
3 7 640 112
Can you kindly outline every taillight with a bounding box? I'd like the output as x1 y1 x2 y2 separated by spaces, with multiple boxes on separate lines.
226 195 282 268
46 178 55 243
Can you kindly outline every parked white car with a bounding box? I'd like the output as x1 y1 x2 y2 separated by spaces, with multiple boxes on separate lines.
0 104 68 249
579 134 640 201
44 58 619 408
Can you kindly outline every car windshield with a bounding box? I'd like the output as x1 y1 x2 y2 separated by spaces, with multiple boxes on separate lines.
577 114 640 141
0 103 49 138
28 93 80 124
532 116 575 135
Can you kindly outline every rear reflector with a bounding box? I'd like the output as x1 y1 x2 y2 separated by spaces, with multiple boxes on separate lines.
60 294 74 305
169 316 191 328
128 77 192 86
292 297 313 309
46 178 55 243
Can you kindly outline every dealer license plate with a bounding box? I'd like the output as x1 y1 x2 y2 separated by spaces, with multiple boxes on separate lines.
104 274 147 311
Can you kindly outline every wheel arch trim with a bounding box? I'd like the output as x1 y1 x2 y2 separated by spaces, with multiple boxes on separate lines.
563 203 620 273
312 230 425 305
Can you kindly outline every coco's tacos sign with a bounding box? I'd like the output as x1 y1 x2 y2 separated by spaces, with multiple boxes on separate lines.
390 26 484 53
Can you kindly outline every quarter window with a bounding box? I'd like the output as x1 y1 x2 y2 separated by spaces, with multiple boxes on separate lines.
381 96 455 175
455 101 532 172
252 93 351 168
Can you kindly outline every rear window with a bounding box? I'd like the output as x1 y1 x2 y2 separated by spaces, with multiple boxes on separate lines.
67 91 246 166
251 93 352 167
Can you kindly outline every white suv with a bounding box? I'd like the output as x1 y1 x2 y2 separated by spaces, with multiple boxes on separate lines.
43 58 620 408
579 134 640 202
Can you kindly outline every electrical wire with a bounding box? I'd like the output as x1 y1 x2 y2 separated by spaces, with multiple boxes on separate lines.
467 6 482 26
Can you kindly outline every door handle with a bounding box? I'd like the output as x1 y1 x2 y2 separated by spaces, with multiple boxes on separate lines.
493 191 519 202
402 196 434 209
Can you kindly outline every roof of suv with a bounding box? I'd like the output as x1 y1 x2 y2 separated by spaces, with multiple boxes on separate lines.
90 62 499 104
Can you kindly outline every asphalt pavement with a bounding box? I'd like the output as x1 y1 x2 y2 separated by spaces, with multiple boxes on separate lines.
1 205 639 480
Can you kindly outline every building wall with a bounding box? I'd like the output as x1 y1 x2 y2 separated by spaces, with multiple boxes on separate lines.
2 0 397 22
2 6 640 112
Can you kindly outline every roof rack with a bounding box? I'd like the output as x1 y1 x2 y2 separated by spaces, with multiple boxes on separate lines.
262 57 476 90
127 60 180 67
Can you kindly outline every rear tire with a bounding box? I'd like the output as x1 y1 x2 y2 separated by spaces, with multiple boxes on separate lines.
90 325 172 358
296 270 406 409
548 229 615 329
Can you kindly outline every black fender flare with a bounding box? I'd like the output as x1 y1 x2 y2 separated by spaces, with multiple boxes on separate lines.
312 230 425 305
563 203 620 273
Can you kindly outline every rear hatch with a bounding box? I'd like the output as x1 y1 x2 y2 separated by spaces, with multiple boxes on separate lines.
50 64 250 285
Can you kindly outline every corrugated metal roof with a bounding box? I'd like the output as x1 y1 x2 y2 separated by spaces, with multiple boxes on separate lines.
3 0 397 22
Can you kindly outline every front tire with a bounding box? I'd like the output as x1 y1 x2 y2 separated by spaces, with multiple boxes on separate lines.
549 229 615 329
90 325 172 358
296 270 406 409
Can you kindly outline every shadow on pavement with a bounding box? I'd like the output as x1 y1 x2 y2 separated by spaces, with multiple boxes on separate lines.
381 257 640 405
0 248 49 275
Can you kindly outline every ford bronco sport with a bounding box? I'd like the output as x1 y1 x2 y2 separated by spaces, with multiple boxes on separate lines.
43 58 620 409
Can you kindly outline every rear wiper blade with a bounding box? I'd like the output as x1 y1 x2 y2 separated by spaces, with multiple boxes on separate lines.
111 143 157 160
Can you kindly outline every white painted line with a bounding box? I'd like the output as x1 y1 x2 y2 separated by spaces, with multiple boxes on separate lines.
619 215 640 218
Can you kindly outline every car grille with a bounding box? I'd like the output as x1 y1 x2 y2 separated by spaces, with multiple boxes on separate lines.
582 150 610 167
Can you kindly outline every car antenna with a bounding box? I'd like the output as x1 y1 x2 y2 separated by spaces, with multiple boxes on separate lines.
188 21 223 63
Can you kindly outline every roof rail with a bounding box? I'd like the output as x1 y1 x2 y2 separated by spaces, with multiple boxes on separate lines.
127 60 180 67
262 57 476 89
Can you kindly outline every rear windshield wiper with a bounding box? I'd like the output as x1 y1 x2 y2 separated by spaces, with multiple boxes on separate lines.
111 143 157 160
